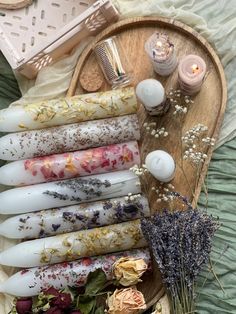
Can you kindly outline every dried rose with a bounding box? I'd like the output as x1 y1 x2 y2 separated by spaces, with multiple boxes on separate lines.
113 257 148 286
51 292 72 309
69 311 82 314
45 307 63 314
107 287 146 314
16 298 33 314
44 287 60 297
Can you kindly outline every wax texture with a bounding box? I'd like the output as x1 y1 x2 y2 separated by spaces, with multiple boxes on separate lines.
0 114 140 160
0 170 141 214
0 195 150 239
0 220 147 267
0 141 140 186
0 88 137 132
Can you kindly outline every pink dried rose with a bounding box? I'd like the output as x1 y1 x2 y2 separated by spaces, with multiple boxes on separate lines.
16 298 33 314
107 287 146 314
45 306 63 314
51 292 72 309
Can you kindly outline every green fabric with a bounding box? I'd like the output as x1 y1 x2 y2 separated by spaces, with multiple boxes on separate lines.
0 51 235 314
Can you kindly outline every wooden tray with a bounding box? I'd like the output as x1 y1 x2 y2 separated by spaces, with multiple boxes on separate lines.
67 17 227 308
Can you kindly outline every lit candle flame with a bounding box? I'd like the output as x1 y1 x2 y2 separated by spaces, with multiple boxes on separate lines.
156 41 162 48
192 64 200 73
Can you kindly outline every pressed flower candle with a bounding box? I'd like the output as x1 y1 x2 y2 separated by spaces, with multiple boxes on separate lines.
145 150 176 182
0 141 140 186
0 248 151 297
178 54 207 95
0 195 150 239
0 114 140 161
0 220 147 267
0 170 141 214
0 88 137 132
145 32 178 76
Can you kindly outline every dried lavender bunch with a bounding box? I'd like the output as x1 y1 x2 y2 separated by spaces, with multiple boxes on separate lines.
141 193 219 314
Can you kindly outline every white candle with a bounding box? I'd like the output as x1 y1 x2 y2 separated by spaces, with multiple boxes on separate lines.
0 195 150 239
136 79 169 116
0 114 140 161
0 88 137 132
0 141 140 186
0 248 151 297
0 170 140 215
0 220 147 267
145 150 175 182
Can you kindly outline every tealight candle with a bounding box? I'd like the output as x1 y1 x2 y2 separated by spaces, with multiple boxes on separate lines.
0 195 150 239
0 141 140 186
178 54 207 95
145 33 178 76
0 219 147 267
145 150 175 182
0 170 141 214
0 114 140 161
136 79 170 116
0 88 137 132
0 248 151 297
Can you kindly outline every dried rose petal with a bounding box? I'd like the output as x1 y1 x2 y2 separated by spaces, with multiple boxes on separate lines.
16 298 32 314
44 287 60 297
51 292 72 309
45 307 63 314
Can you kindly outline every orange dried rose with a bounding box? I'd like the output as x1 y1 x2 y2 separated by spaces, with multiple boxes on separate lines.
107 287 146 314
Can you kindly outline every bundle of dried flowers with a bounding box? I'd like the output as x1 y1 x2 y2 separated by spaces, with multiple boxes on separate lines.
141 193 220 314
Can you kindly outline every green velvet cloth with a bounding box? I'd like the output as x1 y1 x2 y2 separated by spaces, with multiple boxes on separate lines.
0 53 235 314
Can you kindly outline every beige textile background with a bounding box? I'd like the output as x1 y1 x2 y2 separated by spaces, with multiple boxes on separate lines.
1 0 236 312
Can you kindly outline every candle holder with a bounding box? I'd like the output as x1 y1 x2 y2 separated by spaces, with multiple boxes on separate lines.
145 32 178 76
178 54 206 95
136 79 170 116
94 36 133 89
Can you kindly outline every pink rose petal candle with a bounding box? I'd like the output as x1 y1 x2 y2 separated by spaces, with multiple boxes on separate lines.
178 54 207 95
145 32 178 76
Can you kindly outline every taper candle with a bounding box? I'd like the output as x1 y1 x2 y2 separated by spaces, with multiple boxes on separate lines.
178 54 206 95
0 195 150 239
0 248 151 297
0 88 137 132
145 150 175 182
136 79 169 116
0 220 147 267
0 114 140 161
0 170 140 214
145 32 178 76
0 141 140 186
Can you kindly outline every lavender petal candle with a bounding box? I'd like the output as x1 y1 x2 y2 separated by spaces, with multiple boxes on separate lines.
0 114 140 161
0 195 150 239
178 54 207 95
0 141 140 186
0 170 141 215
0 220 147 267
145 32 178 76
0 88 137 132
0 248 151 297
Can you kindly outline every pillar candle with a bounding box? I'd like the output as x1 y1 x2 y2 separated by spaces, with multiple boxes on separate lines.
0 114 140 161
0 141 140 186
178 54 206 95
0 248 151 297
0 220 147 267
0 88 137 132
0 170 140 215
145 150 175 182
0 195 150 239
145 32 178 76
136 79 169 116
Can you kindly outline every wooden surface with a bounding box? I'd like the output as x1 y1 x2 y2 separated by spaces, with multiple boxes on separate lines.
67 17 227 307
0 0 32 9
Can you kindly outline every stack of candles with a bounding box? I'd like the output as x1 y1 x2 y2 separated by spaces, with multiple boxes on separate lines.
0 88 151 297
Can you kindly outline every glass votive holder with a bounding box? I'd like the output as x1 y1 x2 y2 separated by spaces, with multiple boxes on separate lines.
94 36 133 89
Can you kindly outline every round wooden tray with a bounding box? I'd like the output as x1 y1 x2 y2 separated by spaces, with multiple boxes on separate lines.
67 17 227 309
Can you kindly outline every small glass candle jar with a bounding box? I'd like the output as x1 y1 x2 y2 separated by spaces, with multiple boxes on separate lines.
136 79 170 116
145 33 178 76
94 36 133 89
178 54 206 95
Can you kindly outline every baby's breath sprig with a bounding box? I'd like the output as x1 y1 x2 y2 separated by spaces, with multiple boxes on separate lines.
124 193 142 202
143 122 169 139
167 88 194 116
130 164 148 176
151 183 175 203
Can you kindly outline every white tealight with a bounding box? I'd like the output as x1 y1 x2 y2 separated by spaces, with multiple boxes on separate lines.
145 150 175 182
136 79 168 116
